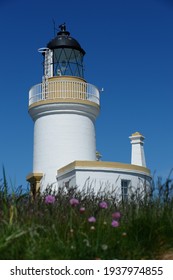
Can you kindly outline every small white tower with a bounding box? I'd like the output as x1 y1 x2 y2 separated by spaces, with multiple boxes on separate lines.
27 24 100 191
129 132 146 167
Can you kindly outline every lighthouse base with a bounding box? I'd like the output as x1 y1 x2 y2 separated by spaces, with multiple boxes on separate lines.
27 161 151 199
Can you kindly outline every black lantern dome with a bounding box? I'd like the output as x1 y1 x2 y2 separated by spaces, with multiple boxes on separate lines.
47 23 85 77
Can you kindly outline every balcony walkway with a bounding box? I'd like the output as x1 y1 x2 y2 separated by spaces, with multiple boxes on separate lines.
29 79 100 106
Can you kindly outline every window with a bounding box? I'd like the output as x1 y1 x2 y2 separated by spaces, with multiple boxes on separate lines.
53 48 84 77
121 180 130 200
64 180 70 189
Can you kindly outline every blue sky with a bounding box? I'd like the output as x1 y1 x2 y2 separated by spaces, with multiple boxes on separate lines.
0 0 172 189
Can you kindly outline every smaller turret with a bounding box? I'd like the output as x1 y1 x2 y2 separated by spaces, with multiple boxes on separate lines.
129 132 146 167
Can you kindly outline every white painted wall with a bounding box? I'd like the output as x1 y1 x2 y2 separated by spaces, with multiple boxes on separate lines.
129 133 146 167
29 102 99 188
57 166 152 198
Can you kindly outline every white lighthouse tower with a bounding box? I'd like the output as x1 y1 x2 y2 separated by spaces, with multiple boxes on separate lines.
27 24 152 198
27 24 100 191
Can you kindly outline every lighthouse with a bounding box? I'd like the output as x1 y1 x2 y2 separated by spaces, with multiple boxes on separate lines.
27 24 151 198
27 24 100 191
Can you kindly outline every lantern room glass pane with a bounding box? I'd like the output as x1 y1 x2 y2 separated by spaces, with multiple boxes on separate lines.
53 48 84 77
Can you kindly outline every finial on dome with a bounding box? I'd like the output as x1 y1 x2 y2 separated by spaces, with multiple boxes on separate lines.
57 22 70 36
59 23 66 32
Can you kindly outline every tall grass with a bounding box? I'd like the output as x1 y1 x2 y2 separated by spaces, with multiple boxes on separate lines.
0 171 173 260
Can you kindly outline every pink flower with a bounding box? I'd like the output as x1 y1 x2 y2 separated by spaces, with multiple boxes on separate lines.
111 220 119 227
69 198 79 206
99 201 108 209
88 216 96 223
45 195 55 204
112 211 121 220
79 207 85 213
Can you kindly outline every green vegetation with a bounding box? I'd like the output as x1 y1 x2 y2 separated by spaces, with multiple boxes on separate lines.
0 169 173 260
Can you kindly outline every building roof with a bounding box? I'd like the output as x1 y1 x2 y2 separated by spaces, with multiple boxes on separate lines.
47 23 85 55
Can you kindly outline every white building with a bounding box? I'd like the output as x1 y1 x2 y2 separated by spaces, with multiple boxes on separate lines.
26 24 151 198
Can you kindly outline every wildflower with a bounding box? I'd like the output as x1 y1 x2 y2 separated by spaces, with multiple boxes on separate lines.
83 239 90 247
112 211 121 220
101 244 108 251
69 229 74 237
111 220 119 227
69 198 79 206
90 226 95 231
99 201 108 209
79 207 85 213
88 216 96 223
103 221 107 225
45 195 55 204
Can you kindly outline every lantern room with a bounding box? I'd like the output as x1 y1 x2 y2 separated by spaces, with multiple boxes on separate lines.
39 23 85 78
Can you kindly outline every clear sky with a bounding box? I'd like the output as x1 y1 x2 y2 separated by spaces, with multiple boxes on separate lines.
0 0 172 189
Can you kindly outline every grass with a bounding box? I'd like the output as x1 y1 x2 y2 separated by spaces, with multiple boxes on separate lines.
0 170 173 260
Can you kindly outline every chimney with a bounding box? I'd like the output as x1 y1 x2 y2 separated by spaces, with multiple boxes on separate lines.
129 132 146 167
